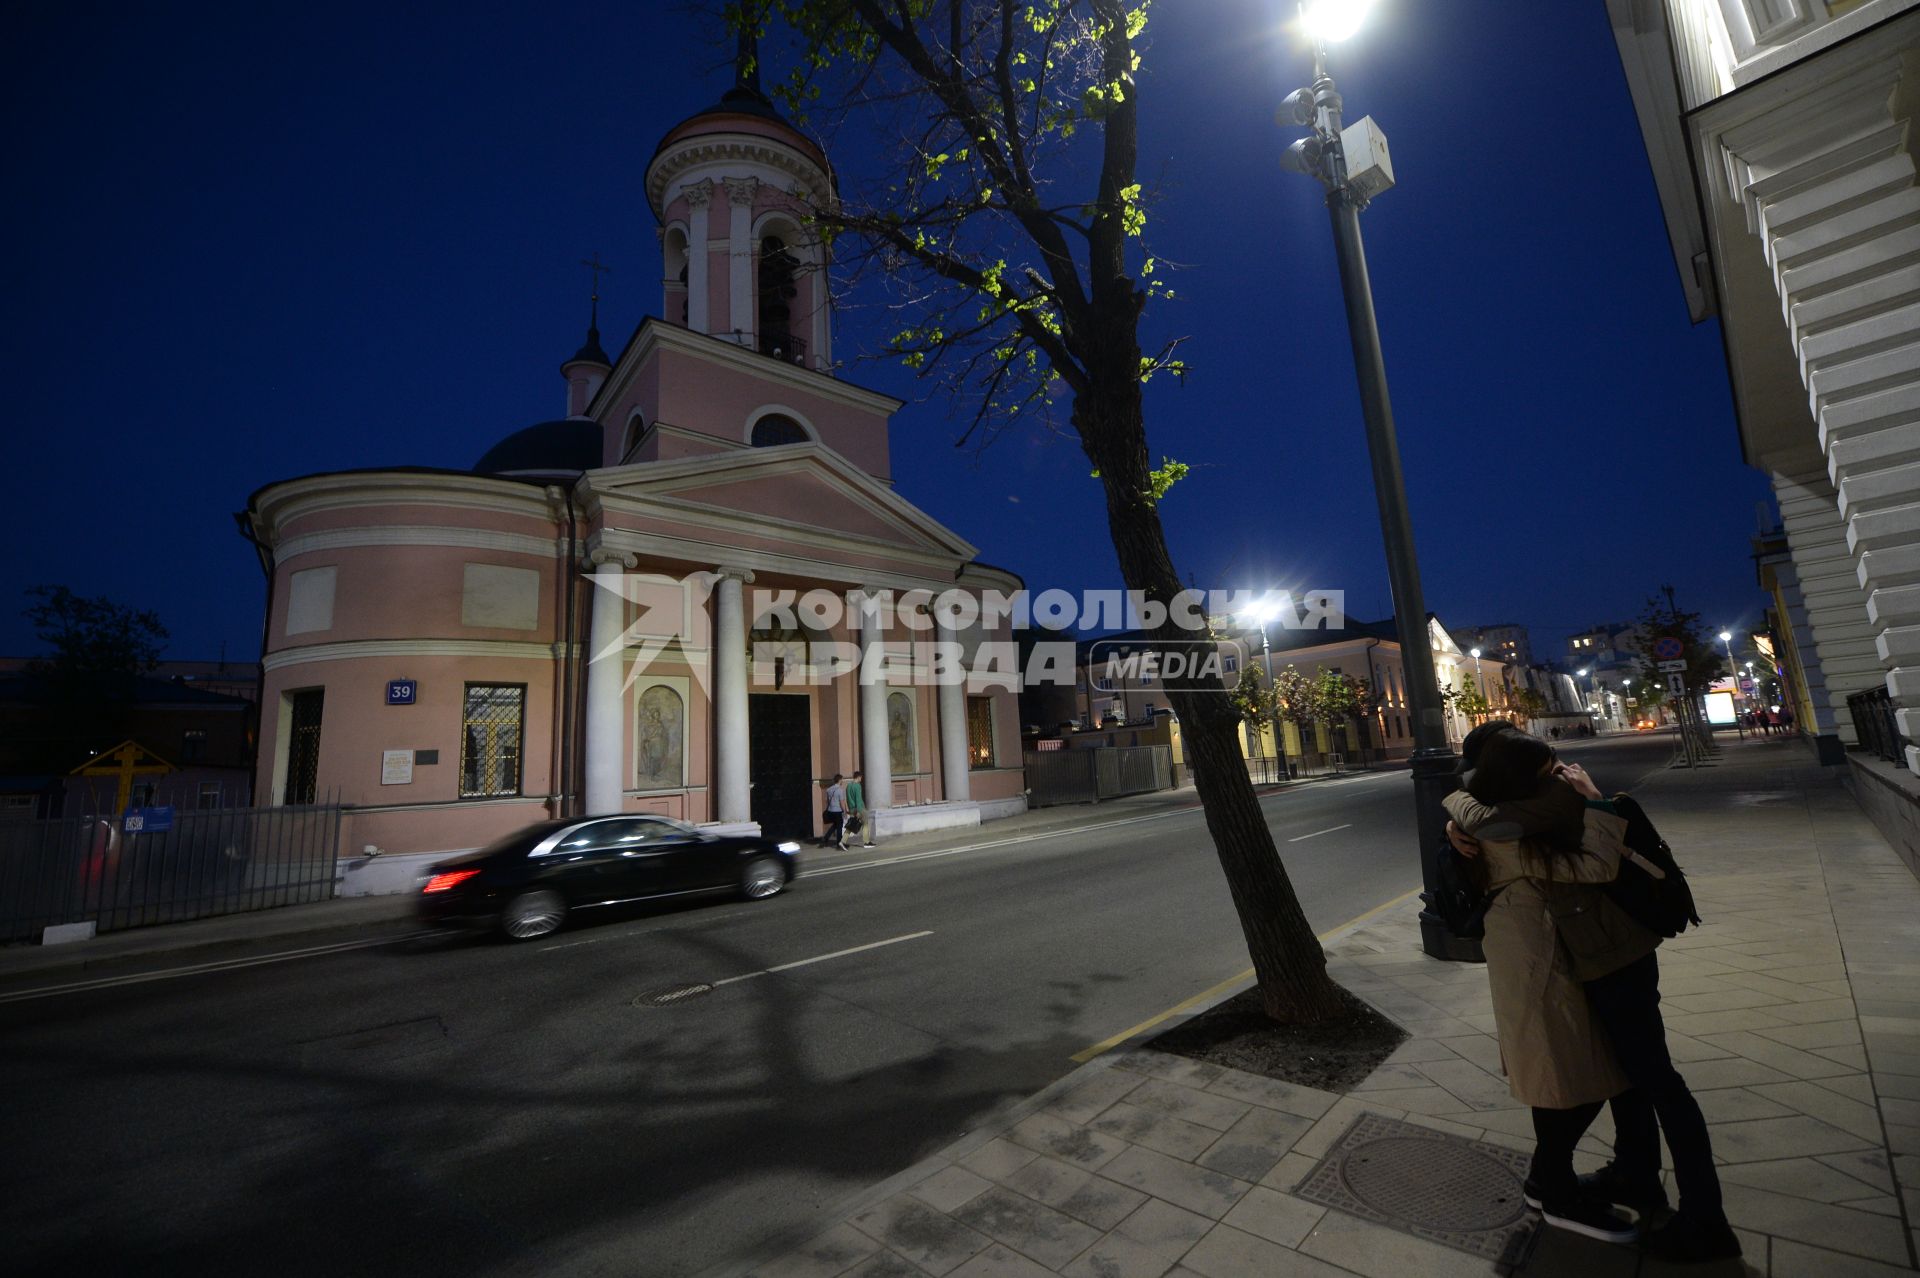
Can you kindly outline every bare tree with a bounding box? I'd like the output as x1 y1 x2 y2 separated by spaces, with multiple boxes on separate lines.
747 0 1344 1020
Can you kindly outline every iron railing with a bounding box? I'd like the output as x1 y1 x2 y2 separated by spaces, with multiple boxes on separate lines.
0 799 342 943
1849 688 1905 763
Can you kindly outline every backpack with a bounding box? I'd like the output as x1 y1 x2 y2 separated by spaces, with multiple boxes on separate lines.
1433 836 1500 940
1602 793 1701 938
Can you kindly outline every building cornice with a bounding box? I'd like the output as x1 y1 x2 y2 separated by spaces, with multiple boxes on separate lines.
275 525 566 563
588 318 901 423
646 131 832 217
252 471 554 543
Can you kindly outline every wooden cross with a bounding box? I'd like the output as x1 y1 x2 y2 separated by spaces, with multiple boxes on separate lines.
75 741 172 814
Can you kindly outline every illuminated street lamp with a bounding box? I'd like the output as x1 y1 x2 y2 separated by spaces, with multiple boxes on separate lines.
1277 1 1465 959
1239 595 1288 770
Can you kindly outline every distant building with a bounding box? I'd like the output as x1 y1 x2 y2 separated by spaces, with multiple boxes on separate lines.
0 671 256 818
1454 624 1532 668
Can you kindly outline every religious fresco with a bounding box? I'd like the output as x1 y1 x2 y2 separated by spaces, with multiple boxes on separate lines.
636 684 685 788
887 691 915 774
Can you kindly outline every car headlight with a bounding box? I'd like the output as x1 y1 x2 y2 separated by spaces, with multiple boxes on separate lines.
776 841 800 853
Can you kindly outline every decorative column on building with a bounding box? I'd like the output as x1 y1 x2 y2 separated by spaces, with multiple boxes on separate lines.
724 177 758 347
1771 468 1879 742
856 589 894 815
713 567 754 824
684 180 713 335
1720 61 1920 769
936 614 971 802
584 550 637 814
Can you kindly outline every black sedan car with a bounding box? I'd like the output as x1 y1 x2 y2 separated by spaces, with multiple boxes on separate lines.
418 815 801 940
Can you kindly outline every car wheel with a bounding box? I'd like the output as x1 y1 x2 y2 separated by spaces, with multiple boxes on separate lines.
501 888 567 940
741 855 786 901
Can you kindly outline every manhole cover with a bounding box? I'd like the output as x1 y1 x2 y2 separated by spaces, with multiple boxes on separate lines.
1341 1136 1527 1231
634 983 714 1007
1293 1111 1537 1264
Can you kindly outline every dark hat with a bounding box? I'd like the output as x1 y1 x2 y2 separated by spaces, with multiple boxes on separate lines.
1459 720 1521 772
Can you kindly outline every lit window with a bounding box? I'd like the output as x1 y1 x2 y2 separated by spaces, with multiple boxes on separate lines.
461 684 525 798
966 696 996 770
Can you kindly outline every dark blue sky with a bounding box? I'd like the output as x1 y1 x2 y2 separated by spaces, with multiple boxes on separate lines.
1 1 1771 665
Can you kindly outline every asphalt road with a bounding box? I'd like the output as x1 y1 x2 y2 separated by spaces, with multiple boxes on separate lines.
0 732 1672 1277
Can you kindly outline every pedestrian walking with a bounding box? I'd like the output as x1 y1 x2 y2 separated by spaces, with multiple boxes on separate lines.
821 774 848 850
1448 730 1738 1263
847 769 876 848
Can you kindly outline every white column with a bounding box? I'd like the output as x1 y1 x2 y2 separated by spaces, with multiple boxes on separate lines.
1774 469 1881 741
857 590 893 815
684 181 712 336
937 616 971 802
713 567 754 824
584 551 635 814
725 177 757 345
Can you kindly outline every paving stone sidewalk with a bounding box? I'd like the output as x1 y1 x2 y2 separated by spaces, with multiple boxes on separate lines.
725 737 1920 1278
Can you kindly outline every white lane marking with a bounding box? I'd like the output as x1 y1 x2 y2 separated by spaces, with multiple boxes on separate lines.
1288 824 1353 842
710 930 934 987
0 932 436 1004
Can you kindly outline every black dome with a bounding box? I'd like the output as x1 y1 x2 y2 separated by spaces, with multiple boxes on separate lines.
474 420 603 475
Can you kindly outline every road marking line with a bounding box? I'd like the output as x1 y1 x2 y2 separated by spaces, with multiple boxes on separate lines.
1288 824 1352 842
1068 885 1424 1063
0 932 436 1004
711 930 933 986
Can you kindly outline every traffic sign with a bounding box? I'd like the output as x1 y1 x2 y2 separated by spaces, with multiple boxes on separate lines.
1652 636 1684 661
1666 672 1687 696
1739 678 1756 693
1657 659 1687 673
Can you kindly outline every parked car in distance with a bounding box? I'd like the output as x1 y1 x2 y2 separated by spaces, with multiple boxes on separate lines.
1635 719 1658 731
418 815 801 940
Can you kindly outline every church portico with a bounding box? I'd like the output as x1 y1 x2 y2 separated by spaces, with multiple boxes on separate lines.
242 57 1026 888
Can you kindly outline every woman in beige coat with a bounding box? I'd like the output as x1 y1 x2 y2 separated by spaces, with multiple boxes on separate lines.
1443 731 1638 1244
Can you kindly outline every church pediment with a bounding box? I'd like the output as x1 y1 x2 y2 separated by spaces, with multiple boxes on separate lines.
584 443 977 562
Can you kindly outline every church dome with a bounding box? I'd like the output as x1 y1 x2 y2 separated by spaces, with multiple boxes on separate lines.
653 82 828 171
474 419 602 476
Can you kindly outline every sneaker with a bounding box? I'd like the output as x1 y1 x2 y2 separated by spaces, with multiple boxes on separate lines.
1643 1214 1741 1263
1578 1162 1670 1212
1539 1196 1638 1245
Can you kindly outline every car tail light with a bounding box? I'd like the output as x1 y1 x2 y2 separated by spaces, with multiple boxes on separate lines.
423 868 482 894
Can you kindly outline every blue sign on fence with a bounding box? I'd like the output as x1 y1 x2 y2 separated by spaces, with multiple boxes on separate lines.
123 806 174 834
386 679 418 706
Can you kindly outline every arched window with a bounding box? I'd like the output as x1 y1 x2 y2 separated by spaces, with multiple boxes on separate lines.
750 414 808 447
621 415 647 461
663 228 690 326
758 234 801 360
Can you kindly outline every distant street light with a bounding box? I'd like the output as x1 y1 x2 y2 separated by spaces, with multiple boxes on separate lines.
1719 630 1743 738
1278 2 1465 960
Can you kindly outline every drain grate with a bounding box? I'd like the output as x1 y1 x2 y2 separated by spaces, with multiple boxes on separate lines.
1292 1111 1537 1265
634 982 714 1008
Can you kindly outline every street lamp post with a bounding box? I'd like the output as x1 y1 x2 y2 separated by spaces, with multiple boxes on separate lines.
1281 0 1468 961
1241 596 1290 781
1719 630 1743 739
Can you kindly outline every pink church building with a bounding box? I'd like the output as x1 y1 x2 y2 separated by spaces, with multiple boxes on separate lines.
241 74 1028 892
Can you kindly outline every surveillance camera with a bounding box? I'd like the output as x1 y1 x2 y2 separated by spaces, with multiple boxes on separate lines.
1279 135 1324 179
1277 87 1317 128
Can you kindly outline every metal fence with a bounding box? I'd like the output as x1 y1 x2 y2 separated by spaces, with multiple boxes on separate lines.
0 799 342 943
1849 688 1906 764
1023 745 1174 808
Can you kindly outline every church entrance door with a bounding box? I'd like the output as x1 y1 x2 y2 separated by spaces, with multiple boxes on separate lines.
748 693 813 843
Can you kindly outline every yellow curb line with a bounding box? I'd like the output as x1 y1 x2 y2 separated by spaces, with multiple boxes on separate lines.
1068 884 1424 1064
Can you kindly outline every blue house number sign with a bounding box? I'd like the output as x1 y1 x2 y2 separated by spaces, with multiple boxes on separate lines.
386 679 418 706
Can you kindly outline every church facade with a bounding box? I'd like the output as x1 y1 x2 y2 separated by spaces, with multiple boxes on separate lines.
242 78 1027 889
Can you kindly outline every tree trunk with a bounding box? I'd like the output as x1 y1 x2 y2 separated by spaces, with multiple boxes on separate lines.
1076 387 1346 1024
